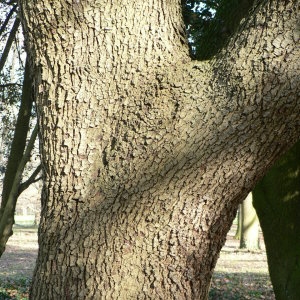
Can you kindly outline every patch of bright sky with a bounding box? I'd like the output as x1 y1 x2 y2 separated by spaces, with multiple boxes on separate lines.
192 1 216 16
0 3 26 77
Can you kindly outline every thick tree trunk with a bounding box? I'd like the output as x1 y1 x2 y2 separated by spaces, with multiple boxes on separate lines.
240 193 260 250
19 0 299 299
253 140 300 300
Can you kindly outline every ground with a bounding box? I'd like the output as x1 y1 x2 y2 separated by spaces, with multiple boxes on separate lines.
0 224 275 299
210 232 275 300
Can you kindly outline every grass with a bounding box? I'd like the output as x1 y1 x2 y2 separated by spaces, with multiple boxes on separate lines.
0 225 275 299
0 277 30 300
0 225 37 299
209 272 274 299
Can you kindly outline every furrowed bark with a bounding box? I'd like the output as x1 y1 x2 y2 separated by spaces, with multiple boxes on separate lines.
19 0 299 298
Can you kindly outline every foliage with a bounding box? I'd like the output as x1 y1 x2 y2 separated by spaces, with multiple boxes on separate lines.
0 2 24 175
0 2 41 258
182 0 255 59
0 277 30 300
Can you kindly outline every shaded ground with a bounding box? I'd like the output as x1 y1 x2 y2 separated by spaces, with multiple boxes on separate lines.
209 231 275 300
0 226 38 299
0 225 275 299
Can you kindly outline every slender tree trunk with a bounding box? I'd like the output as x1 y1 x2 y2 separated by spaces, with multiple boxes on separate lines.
234 204 242 239
240 193 260 250
0 60 33 256
253 140 300 300
19 0 300 298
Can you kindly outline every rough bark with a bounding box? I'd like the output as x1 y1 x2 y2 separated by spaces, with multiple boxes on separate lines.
253 140 300 300
19 0 299 299
240 193 260 250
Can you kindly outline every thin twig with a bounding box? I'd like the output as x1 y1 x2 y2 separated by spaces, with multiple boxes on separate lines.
0 82 22 88
0 16 20 73
0 4 17 36
14 35 25 69
18 164 42 196
0 1 17 5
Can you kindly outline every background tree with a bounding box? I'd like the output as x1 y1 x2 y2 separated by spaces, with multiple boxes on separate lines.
253 140 300 300
240 192 260 250
0 1 41 257
234 196 260 251
234 204 242 239
0 2 21 174
19 0 299 299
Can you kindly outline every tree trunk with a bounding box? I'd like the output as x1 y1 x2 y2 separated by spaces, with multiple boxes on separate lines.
240 193 260 250
234 204 242 239
0 60 33 256
253 140 300 300
19 0 299 298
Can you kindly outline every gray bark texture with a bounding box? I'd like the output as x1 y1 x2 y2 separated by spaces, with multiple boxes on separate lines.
19 0 299 299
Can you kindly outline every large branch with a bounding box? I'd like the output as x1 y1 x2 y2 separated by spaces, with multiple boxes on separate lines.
186 0 300 192
213 0 300 168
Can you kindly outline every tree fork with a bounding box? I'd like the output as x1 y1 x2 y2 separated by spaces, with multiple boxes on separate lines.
19 0 299 298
